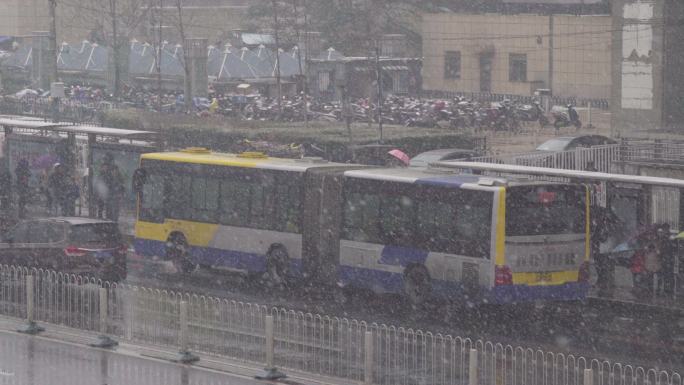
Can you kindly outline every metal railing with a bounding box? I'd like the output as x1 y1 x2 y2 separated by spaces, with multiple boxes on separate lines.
469 144 621 173
620 140 684 165
0 265 679 385
420 90 611 110
0 97 103 125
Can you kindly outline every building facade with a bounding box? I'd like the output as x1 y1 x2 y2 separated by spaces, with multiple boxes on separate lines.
422 12 612 101
0 0 49 38
0 0 248 44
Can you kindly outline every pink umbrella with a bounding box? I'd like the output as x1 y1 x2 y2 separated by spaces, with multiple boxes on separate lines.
388 149 410 167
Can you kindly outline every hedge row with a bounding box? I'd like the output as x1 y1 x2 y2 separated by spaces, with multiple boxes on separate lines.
102 109 485 161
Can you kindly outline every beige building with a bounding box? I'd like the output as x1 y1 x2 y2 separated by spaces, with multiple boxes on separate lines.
0 0 49 38
422 12 612 100
0 0 248 44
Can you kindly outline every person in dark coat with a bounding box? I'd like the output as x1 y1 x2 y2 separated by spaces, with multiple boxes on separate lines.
100 155 125 222
14 159 31 218
656 224 675 297
48 163 69 216
0 160 11 213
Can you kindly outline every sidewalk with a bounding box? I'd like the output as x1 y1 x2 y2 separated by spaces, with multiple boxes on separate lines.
0 317 340 385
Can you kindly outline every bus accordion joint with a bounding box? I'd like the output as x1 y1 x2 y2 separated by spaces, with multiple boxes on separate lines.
495 265 513 286
180 147 211 154
237 151 268 159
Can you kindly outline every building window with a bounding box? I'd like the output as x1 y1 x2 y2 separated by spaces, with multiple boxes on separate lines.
318 71 331 92
444 51 461 80
509 54 527 82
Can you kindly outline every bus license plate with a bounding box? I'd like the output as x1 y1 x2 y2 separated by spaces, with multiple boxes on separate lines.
536 272 552 282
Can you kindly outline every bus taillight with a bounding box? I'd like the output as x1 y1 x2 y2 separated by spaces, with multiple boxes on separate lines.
578 261 590 282
495 265 513 286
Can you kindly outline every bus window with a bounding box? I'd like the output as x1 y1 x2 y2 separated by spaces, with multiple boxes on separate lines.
167 175 192 220
417 200 458 253
275 178 302 233
506 186 585 237
191 177 219 223
379 195 416 247
220 180 251 227
454 203 492 258
343 192 381 243
415 188 492 258
140 173 164 222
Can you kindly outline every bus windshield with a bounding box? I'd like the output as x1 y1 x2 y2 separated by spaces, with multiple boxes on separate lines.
506 185 585 236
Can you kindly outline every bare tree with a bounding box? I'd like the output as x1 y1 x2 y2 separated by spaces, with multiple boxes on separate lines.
61 0 154 94
167 0 195 111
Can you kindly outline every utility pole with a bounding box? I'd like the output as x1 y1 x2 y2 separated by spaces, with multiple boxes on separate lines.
48 0 58 83
293 0 308 127
109 0 120 97
375 41 383 143
157 0 163 112
272 0 282 117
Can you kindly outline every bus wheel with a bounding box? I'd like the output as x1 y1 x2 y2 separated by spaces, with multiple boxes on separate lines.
403 265 431 310
265 246 290 287
167 234 196 275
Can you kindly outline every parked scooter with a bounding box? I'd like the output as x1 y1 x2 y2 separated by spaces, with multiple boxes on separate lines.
517 101 549 128
552 104 582 130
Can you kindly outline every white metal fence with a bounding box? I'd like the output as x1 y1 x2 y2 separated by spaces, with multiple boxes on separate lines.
0 265 680 385
470 145 621 173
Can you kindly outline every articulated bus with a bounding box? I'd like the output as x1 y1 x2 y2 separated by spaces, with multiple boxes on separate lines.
133 148 590 305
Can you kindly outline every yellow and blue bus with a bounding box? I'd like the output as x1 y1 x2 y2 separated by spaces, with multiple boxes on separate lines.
133 148 590 304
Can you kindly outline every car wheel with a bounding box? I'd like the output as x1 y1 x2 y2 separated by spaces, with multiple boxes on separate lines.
265 246 290 287
403 265 432 311
166 235 196 275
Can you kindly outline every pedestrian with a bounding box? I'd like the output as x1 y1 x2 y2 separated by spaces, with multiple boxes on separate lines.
656 224 675 297
93 162 108 219
0 160 11 213
101 155 124 222
644 241 662 296
40 168 53 215
14 159 31 219
62 177 79 216
48 163 68 216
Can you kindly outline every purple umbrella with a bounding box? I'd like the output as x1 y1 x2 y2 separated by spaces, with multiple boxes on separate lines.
31 154 59 170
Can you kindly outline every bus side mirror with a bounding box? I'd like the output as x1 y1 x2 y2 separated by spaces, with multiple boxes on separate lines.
132 168 147 194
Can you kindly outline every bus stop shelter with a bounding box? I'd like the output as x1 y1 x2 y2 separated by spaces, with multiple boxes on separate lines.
0 116 158 217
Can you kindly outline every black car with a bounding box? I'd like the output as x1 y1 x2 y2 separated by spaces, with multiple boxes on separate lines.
0 217 127 282
409 148 480 168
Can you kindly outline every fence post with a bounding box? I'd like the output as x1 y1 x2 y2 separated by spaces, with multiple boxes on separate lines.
90 287 117 348
18 275 44 335
255 314 286 380
587 102 593 129
364 331 374 385
584 369 593 385
174 300 199 364
469 348 478 385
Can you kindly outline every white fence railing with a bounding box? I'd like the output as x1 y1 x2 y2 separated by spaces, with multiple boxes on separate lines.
470 145 621 173
0 265 680 385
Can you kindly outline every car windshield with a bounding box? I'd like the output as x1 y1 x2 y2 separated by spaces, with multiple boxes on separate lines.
536 138 574 151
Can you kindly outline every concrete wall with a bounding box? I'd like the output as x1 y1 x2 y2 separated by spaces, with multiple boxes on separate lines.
0 0 49 38
422 12 612 99
610 0 665 132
